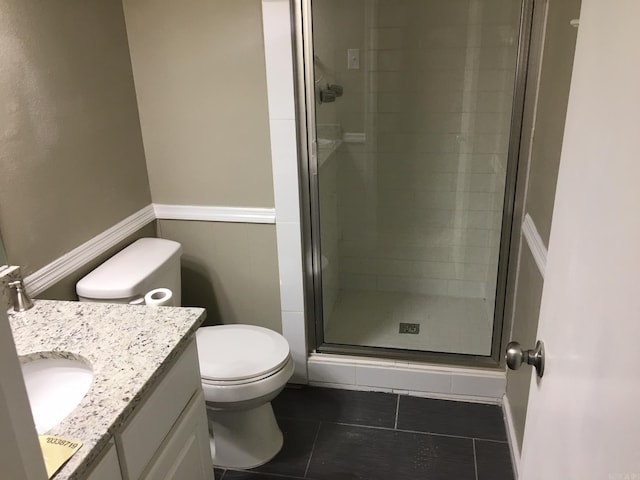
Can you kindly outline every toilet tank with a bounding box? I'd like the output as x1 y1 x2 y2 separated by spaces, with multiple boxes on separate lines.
76 238 182 305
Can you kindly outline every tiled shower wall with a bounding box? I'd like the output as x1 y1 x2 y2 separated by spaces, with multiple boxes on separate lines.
318 0 521 321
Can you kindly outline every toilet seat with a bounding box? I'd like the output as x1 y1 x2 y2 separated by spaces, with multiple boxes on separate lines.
196 325 291 384
200 361 291 386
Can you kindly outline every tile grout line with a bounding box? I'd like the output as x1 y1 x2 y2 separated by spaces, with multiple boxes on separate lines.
473 439 479 480
304 421 322 478
394 394 401 429
470 437 510 444
323 419 508 444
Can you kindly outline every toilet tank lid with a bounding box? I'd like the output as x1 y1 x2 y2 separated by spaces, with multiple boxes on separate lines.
76 238 182 299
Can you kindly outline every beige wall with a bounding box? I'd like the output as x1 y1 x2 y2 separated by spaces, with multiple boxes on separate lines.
0 238 6 266
502 0 548 348
504 0 581 452
525 0 580 246
123 0 274 207
123 0 282 331
0 0 151 275
506 246 544 448
158 220 281 333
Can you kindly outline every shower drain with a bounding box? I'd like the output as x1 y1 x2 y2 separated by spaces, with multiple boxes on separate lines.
399 323 420 334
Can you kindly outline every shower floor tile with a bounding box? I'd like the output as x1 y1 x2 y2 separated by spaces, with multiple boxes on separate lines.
215 386 514 480
324 290 492 355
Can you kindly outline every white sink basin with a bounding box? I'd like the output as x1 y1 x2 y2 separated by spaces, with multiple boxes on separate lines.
21 356 93 434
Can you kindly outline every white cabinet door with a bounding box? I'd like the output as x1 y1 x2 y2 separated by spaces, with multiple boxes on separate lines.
86 442 122 480
117 341 201 480
519 1 640 478
142 391 213 480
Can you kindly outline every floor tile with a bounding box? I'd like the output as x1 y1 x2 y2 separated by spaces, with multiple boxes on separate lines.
273 386 398 428
222 470 305 480
475 440 515 480
251 417 320 477
397 396 507 441
306 422 476 480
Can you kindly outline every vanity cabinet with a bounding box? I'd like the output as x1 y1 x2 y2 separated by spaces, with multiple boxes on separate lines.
85 339 213 480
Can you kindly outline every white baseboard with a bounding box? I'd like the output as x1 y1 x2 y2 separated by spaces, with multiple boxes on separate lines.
24 205 156 296
308 353 506 403
502 393 521 478
153 204 276 224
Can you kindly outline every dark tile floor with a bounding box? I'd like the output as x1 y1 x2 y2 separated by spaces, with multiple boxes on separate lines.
214 386 514 480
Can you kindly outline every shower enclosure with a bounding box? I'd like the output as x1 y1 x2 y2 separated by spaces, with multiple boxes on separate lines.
298 0 531 364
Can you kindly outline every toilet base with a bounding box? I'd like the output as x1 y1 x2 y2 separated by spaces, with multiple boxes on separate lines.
207 401 283 469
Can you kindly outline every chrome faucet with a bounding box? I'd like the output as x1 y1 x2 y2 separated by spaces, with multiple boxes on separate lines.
0 266 34 312
8 279 34 311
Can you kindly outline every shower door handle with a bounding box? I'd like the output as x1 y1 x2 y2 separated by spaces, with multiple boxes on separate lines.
505 340 545 378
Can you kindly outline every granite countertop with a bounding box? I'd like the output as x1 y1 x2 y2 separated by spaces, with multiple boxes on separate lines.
9 299 206 480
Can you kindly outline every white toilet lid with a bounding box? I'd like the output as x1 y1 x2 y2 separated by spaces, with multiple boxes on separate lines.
196 325 291 382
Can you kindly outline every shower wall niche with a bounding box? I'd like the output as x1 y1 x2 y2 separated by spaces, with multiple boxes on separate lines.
313 0 522 356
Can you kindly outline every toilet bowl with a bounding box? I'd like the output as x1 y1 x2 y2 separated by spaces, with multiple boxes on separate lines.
75 238 294 469
196 325 294 468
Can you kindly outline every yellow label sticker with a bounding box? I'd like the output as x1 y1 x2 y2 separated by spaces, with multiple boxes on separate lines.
38 435 83 479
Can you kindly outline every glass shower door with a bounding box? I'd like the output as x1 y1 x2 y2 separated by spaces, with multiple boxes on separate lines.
310 0 525 357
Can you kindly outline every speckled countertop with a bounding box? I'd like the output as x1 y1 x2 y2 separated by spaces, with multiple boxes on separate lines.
9 300 206 480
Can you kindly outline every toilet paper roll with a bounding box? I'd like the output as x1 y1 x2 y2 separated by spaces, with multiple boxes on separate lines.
144 288 175 307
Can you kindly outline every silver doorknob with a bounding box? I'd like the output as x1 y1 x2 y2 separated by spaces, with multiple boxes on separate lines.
505 340 545 378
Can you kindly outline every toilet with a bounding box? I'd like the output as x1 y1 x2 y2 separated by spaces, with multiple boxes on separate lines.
76 237 294 469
